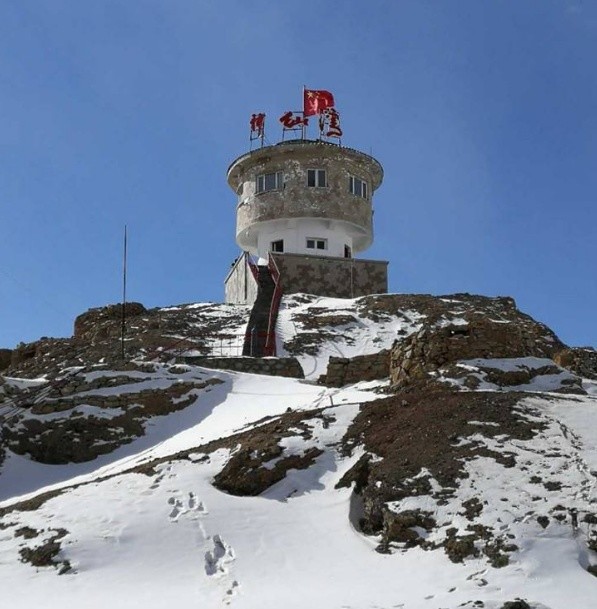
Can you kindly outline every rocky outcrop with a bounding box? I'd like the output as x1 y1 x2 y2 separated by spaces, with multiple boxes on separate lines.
210 408 331 496
390 313 564 389
2 301 249 379
73 302 147 341
2 372 223 464
338 390 531 541
554 347 597 380
0 349 12 371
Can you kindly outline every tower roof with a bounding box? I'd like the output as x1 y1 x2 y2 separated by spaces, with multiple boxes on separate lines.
227 139 383 192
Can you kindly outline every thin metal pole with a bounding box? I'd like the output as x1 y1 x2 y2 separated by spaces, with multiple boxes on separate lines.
302 85 305 140
121 225 127 361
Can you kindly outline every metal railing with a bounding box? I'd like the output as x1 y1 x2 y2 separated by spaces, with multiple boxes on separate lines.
264 254 283 356
146 334 250 361
245 251 260 281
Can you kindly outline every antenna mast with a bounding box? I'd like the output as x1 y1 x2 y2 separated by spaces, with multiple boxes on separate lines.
121 225 127 361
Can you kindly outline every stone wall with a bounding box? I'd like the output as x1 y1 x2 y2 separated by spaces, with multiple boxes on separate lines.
271 252 387 299
224 254 258 305
318 350 389 387
178 356 304 379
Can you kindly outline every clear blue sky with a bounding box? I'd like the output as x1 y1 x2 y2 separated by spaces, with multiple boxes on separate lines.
1 0 595 350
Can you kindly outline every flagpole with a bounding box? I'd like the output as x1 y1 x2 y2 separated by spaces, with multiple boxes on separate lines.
302 85 306 140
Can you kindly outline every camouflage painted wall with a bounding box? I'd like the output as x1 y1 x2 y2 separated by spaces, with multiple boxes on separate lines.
271 252 388 299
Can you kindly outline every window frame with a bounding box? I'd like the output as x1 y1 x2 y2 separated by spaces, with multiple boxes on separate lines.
307 168 327 188
349 175 368 199
306 237 328 251
270 239 284 253
256 171 283 194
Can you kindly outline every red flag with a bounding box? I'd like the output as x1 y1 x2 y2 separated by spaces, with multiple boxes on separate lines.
304 89 335 116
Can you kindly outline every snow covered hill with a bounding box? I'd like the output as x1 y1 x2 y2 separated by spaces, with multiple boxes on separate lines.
0 293 596 609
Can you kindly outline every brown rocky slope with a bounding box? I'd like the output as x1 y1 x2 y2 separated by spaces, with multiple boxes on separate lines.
1 292 596 580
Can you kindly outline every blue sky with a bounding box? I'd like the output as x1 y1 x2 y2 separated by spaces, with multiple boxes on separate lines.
0 0 595 349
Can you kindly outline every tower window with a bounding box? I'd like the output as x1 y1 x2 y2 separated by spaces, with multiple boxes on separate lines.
307 169 327 188
344 245 352 258
257 172 283 193
349 176 368 198
306 238 327 251
270 239 284 253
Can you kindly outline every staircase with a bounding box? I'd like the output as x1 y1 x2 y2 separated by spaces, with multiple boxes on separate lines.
243 265 277 356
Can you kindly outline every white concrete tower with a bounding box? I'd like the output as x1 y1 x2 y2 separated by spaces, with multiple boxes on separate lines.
226 139 383 261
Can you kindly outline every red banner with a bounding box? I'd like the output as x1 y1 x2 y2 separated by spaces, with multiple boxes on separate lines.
303 89 335 117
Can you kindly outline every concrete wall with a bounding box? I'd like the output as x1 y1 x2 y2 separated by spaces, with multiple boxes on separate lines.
257 218 353 259
224 254 258 305
271 252 388 299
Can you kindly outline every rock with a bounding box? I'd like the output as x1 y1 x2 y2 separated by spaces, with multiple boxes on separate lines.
74 302 147 340
390 310 564 389
443 533 479 563
382 509 436 547
536 515 549 529
0 349 12 371
11 342 37 367
554 347 597 379
500 601 531 609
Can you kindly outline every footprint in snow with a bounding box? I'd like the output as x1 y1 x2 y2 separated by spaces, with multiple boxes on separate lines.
188 492 208 513
168 497 184 521
224 580 240 605
204 534 235 577
149 466 173 490
167 492 208 522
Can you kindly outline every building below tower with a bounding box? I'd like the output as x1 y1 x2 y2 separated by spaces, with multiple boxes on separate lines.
225 252 387 305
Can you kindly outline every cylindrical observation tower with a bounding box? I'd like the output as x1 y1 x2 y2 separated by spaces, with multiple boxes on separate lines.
226 139 383 260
